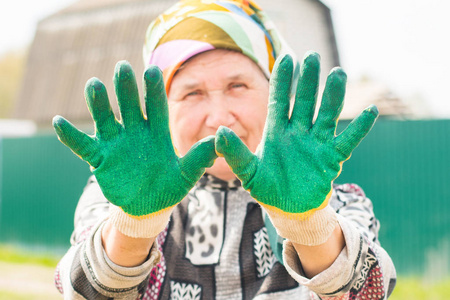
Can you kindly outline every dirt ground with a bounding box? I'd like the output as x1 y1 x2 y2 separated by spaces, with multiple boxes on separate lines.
0 261 61 299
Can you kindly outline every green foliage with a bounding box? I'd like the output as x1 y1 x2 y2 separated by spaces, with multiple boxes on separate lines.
0 245 60 268
0 49 26 118
390 277 450 300
0 291 61 300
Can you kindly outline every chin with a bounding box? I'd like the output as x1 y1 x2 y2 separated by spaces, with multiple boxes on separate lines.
206 157 236 181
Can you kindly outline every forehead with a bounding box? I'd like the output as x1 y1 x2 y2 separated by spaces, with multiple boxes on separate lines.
183 50 260 72
170 49 266 88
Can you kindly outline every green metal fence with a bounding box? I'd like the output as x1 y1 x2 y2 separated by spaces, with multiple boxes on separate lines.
335 119 450 277
0 119 449 276
0 135 91 249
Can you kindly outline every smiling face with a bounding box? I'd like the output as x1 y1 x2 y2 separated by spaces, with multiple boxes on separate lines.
167 49 270 181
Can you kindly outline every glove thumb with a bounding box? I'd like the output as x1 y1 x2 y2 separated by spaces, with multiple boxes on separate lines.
215 126 257 184
180 135 218 183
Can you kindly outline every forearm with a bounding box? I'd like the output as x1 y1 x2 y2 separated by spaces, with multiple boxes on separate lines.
56 219 159 298
292 223 345 278
283 214 396 299
102 219 156 267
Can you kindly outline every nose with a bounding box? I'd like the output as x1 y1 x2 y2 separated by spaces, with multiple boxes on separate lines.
205 92 236 129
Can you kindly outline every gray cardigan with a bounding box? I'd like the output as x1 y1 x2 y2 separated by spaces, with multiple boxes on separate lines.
55 175 396 299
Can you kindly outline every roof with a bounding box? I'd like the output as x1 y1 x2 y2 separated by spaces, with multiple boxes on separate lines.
341 81 416 120
53 0 332 15
14 0 178 126
54 0 149 15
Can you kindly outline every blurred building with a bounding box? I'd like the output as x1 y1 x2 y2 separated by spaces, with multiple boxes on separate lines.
13 0 413 127
341 80 417 120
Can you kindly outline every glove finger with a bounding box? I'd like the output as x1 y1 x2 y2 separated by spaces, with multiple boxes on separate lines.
53 115 100 167
291 52 320 131
313 67 346 140
85 77 119 140
335 105 379 158
179 135 218 184
265 54 294 137
215 126 257 183
113 61 144 129
143 65 171 141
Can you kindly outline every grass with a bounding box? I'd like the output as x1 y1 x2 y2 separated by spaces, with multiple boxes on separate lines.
0 244 62 299
0 291 61 300
390 277 450 300
0 244 61 267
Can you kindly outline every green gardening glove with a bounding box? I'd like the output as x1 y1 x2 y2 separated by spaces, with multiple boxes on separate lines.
215 52 378 245
53 61 217 237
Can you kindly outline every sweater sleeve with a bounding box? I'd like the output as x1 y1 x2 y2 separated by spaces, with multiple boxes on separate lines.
282 183 397 299
54 176 161 299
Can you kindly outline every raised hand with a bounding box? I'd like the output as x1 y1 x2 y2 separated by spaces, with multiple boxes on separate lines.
215 52 378 245
53 62 217 236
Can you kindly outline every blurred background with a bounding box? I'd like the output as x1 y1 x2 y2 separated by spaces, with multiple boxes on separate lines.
0 0 449 299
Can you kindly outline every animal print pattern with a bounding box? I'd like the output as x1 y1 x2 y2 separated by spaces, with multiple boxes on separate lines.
185 188 225 265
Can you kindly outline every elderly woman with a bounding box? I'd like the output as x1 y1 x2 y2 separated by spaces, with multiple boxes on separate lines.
53 0 396 299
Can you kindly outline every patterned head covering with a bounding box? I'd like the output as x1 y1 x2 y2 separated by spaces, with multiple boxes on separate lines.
143 0 296 92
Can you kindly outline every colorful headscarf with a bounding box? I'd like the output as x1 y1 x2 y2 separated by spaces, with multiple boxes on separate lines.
143 0 296 92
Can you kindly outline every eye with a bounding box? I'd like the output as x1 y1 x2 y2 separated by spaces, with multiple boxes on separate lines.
187 90 199 96
230 83 246 89
183 89 202 100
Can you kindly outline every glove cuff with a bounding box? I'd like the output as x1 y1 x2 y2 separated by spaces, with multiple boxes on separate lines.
109 204 175 238
261 204 337 246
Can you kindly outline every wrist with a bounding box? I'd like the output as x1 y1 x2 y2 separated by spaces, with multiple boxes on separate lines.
109 204 175 238
261 204 337 246
292 223 345 277
102 219 155 267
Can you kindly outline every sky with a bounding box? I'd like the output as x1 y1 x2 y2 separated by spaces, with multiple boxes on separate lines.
1 0 449 118
323 0 450 118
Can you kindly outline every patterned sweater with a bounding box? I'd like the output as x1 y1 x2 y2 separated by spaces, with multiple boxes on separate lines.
55 175 396 299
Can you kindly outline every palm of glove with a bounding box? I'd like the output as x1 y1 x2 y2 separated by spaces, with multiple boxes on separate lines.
216 53 378 215
53 62 216 217
89 119 196 216
248 126 347 213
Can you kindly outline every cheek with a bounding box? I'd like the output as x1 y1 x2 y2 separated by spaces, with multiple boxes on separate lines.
247 95 268 129
256 102 269 125
236 96 268 151
169 103 205 154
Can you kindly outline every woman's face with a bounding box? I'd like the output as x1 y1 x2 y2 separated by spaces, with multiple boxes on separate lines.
167 49 269 181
